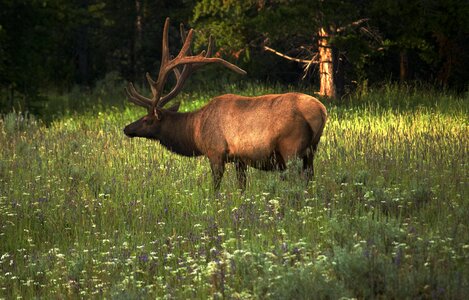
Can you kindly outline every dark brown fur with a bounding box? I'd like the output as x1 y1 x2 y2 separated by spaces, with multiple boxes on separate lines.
124 92 327 191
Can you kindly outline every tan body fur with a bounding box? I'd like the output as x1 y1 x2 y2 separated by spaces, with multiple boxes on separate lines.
125 92 327 190
195 92 326 167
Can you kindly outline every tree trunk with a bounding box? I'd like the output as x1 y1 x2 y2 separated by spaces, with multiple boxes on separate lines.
333 46 344 98
434 33 453 86
76 0 89 85
399 49 408 82
131 0 143 81
76 26 89 85
318 28 336 98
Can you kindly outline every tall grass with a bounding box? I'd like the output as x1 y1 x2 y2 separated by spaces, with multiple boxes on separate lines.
0 83 468 298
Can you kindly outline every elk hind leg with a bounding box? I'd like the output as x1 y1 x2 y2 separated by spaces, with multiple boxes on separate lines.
235 160 247 191
272 151 288 180
302 146 317 183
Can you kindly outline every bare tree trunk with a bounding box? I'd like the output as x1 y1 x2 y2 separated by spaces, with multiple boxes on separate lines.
9 85 14 110
130 0 143 81
135 0 143 42
318 28 336 98
434 33 454 86
76 0 89 85
76 27 89 85
333 47 344 98
399 49 408 82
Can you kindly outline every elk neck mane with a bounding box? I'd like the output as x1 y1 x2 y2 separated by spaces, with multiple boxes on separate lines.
156 110 202 157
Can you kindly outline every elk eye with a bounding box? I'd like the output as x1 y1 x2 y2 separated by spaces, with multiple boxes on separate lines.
144 115 157 125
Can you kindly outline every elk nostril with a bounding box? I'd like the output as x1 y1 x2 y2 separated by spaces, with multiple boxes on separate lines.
123 127 133 137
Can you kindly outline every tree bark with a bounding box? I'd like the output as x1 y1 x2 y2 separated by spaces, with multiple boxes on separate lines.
130 0 143 81
399 49 408 82
318 28 336 98
333 46 344 98
76 26 89 85
76 0 89 85
264 27 347 99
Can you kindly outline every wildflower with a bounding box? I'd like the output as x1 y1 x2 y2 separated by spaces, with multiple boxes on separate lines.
0 253 9 261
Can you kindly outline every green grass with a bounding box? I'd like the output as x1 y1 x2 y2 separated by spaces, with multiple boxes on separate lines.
0 84 468 298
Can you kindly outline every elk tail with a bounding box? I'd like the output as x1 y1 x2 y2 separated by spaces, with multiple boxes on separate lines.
309 102 327 150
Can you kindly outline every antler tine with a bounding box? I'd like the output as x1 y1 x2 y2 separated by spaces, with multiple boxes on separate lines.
179 23 190 54
158 33 246 108
176 29 194 60
152 21 194 110
161 17 171 65
172 30 245 75
173 67 182 80
158 68 190 108
175 56 247 75
148 17 172 111
126 18 168 110
146 72 157 97
125 83 153 108
206 35 214 57
158 24 197 108
156 24 195 108
145 18 247 110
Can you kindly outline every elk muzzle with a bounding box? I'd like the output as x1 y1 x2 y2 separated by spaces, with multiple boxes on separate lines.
123 126 135 138
123 122 141 138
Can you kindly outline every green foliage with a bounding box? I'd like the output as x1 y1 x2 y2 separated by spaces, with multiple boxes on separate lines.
1 0 468 115
22 71 126 123
0 0 195 113
0 84 468 298
1 111 39 136
193 0 255 52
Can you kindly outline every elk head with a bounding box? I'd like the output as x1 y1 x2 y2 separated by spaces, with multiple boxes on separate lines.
123 18 246 139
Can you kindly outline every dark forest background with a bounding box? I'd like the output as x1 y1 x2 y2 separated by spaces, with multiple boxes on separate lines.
1 0 468 114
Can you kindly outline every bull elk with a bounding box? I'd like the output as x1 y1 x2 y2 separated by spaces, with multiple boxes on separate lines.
123 18 327 191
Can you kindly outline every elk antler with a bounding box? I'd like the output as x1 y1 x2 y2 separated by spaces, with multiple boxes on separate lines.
125 18 246 112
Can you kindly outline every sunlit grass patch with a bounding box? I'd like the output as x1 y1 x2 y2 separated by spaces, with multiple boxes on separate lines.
0 84 468 298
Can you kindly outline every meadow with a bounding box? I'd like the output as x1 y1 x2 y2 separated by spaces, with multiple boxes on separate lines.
0 83 468 299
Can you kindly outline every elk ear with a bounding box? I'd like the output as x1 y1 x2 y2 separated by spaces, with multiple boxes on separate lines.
167 102 181 112
153 107 162 120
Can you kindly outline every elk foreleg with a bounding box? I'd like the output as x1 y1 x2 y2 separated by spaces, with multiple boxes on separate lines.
209 157 225 192
235 160 247 191
302 146 317 183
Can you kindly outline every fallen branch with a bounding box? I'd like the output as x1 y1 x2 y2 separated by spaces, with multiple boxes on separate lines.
336 18 370 33
263 45 319 64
